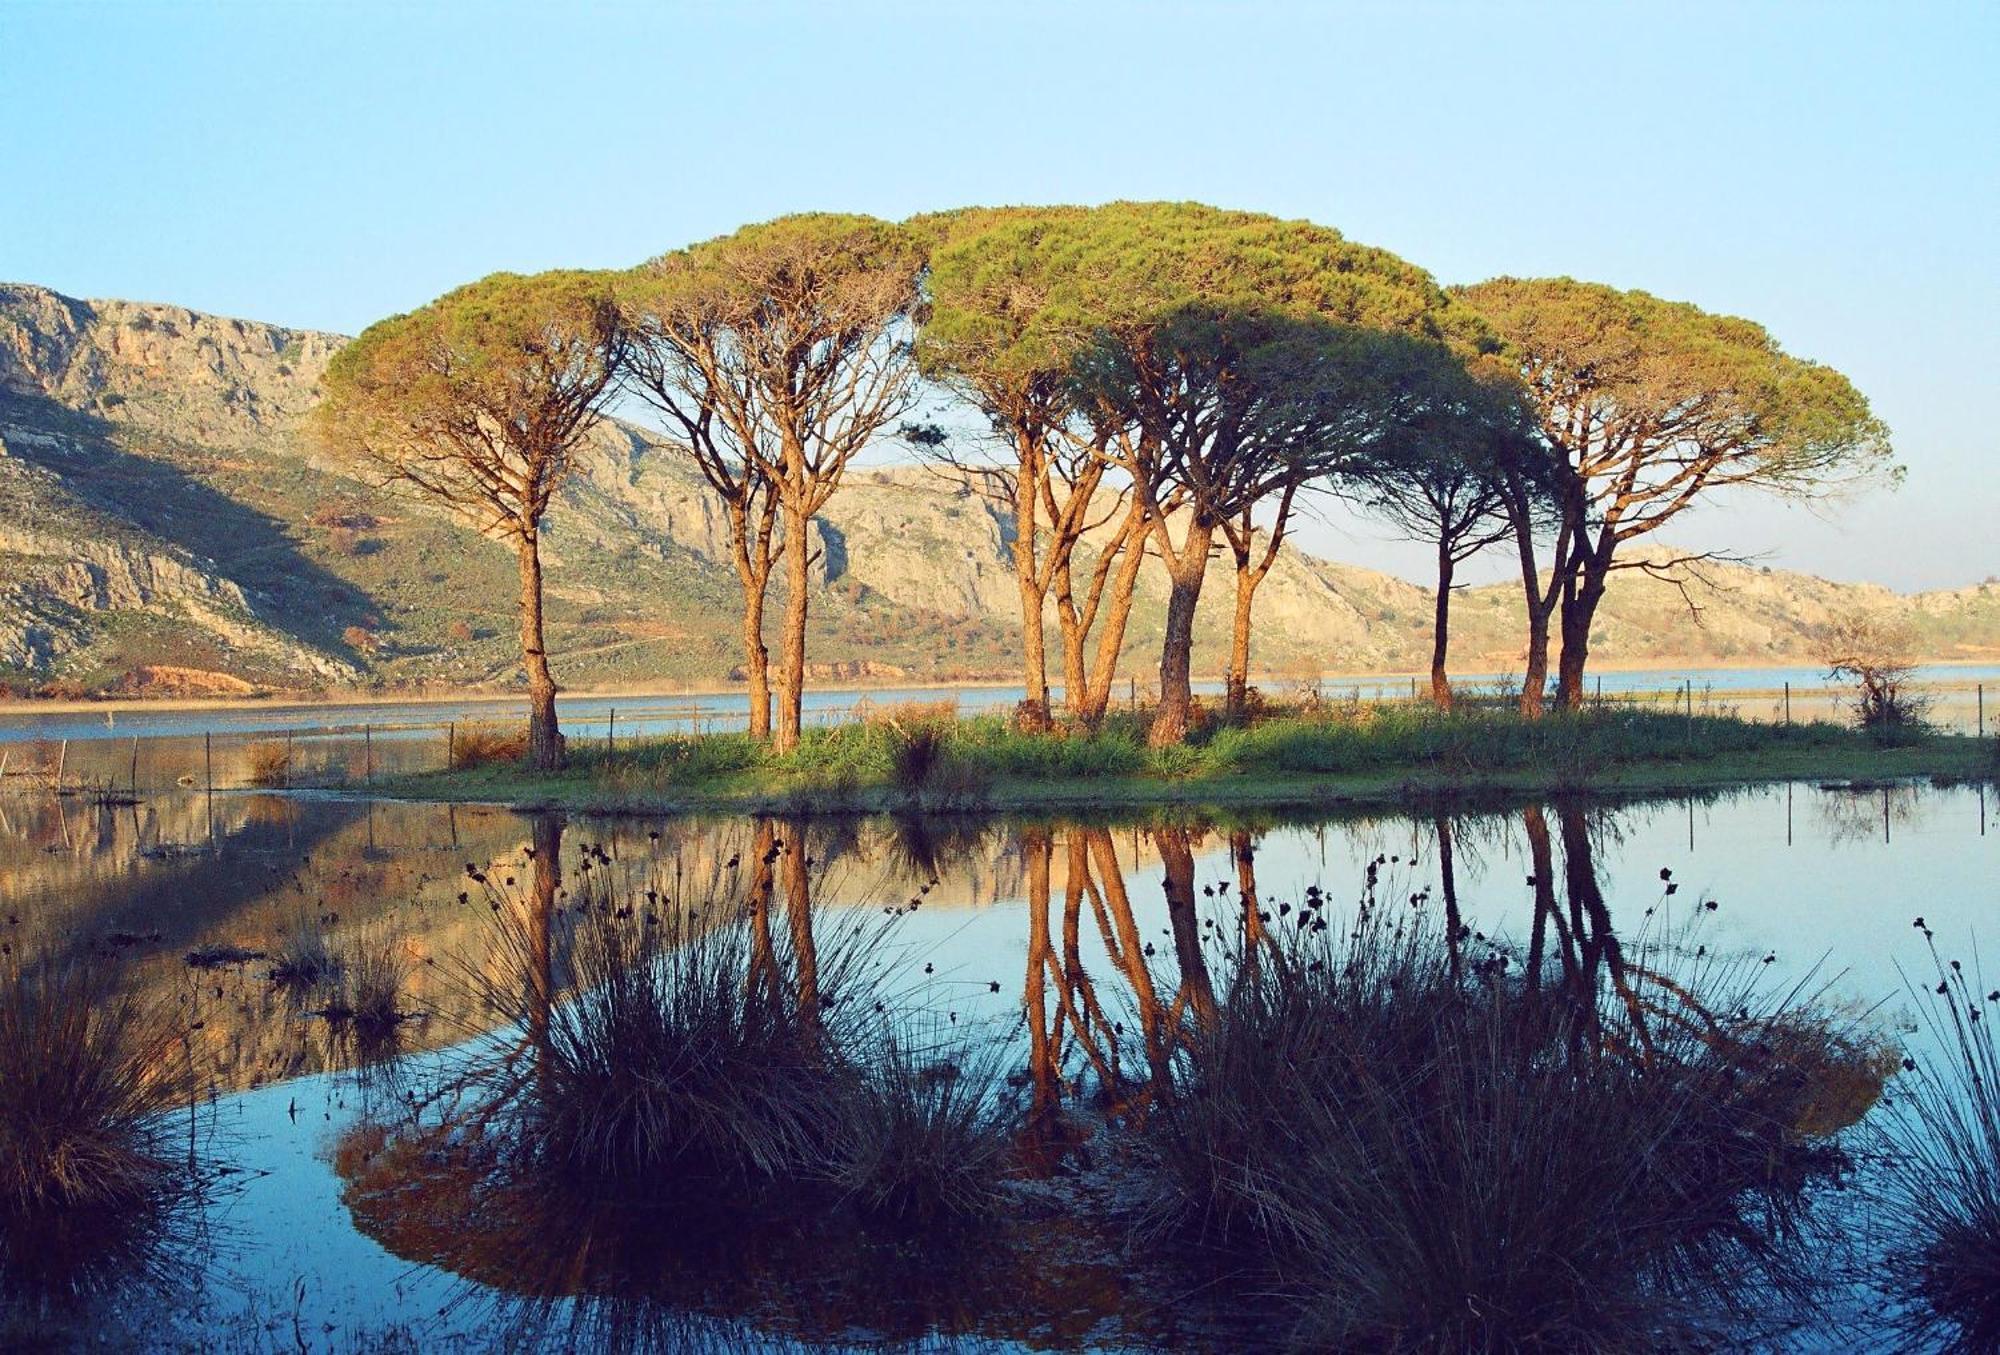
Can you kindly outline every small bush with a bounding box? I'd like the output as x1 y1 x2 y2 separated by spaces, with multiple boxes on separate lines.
269 918 340 988
821 1024 1011 1230
324 935 408 1031
245 740 291 787
453 723 528 770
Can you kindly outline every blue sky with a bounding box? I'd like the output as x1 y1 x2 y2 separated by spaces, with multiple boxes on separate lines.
3 0 1994 590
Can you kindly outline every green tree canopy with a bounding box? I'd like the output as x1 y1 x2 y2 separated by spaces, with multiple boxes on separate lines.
318 269 626 769
1456 276 1895 706
618 214 925 751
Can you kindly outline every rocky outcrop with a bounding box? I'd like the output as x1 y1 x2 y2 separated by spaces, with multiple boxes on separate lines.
0 283 341 450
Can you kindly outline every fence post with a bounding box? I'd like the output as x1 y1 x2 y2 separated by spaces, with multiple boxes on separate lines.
1979 683 1985 740
608 706 616 762
129 735 139 796
55 738 67 794
447 721 456 771
285 730 295 786
203 732 211 795
1784 681 1791 726
364 724 372 784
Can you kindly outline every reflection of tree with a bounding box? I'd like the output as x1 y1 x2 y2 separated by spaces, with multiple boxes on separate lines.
1815 782 1920 847
1154 825 1217 1031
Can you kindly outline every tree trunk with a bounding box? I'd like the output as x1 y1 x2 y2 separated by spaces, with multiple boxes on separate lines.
1521 612 1551 717
1511 513 1553 718
1431 545 1455 709
776 498 812 753
1013 439 1051 730
742 578 772 741
1016 557 1051 732
1149 522 1212 747
1226 557 1255 721
516 532 564 770
1556 563 1609 711
1076 518 1150 727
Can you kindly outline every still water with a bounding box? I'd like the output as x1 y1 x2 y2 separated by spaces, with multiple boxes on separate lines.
1 780 1995 1349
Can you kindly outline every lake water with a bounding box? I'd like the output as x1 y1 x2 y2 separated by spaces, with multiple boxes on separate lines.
1 777 1995 1349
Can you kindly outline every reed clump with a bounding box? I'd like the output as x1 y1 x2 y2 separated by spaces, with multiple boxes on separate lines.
0 956 198 1309
1133 903 1878 1351
1867 935 2000 1352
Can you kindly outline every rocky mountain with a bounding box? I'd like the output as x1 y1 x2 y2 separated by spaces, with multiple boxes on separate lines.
1 281 1994 699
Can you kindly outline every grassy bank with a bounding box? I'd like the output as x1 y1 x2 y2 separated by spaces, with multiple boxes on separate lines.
370 700 1998 817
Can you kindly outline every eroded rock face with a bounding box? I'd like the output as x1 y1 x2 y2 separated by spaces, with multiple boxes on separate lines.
0 283 340 450
0 432 354 680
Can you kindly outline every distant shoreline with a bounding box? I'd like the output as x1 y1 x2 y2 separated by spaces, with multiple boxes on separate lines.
3 656 1997 720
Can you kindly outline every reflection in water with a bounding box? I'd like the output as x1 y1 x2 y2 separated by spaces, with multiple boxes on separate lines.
0 780 1992 1346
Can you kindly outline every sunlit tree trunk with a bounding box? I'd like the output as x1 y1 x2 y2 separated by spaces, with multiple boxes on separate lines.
1151 523 1213 747
1430 543 1456 709
776 497 812 754
516 532 564 770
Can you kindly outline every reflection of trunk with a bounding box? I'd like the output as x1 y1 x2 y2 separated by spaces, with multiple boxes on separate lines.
1150 524 1213 747
1083 829 1169 1093
1155 825 1215 1028
782 824 817 1026
1231 829 1263 953
1021 829 1061 1163
527 812 563 1076
775 498 812 753
745 820 781 1011
1433 815 1461 982
516 532 564 769
1555 799 1651 1052
1522 805 1561 995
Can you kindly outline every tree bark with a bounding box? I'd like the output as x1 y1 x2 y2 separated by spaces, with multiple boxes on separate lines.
516 532 564 770
1226 559 1255 720
1556 559 1609 710
1149 521 1212 747
1431 545 1455 709
1012 434 1051 730
1510 497 1555 719
741 579 772 741
776 497 812 753
1069 506 1150 727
